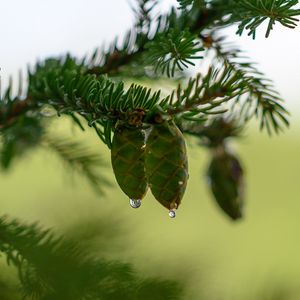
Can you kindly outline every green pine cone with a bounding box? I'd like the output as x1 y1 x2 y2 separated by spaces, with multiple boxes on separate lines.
145 120 189 210
207 150 244 220
111 124 148 201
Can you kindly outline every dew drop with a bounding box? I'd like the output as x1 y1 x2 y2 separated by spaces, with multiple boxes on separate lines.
169 210 176 218
129 199 141 209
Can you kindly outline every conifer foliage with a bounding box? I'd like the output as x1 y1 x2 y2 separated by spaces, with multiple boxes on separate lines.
1 0 299 219
0 215 183 299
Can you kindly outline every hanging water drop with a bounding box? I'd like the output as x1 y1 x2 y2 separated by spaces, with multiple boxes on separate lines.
129 199 141 209
169 210 176 218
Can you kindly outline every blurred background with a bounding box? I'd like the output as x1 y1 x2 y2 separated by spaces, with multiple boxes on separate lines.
0 0 300 299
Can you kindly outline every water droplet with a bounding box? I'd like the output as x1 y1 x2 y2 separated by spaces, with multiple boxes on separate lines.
169 210 176 218
129 199 141 209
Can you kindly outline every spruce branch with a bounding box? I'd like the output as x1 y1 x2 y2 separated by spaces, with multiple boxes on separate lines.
85 29 140 76
177 0 195 9
85 0 300 80
26 56 252 146
0 216 183 300
0 109 109 191
0 0 294 200
0 115 44 169
233 0 300 38
85 4 214 77
0 0 297 222
164 65 247 120
144 29 204 77
27 56 161 147
132 0 159 30
0 73 37 129
189 0 300 38
41 134 110 193
181 117 243 147
207 35 289 133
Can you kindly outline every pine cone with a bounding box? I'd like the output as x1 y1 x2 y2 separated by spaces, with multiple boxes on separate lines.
111 124 148 201
145 120 189 210
207 149 244 220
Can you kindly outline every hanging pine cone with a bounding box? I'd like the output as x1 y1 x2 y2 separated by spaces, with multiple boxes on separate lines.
145 120 189 213
111 124 148 205
207 147 244 220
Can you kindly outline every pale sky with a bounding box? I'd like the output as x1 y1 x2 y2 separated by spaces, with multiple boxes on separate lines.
1 0 299 115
